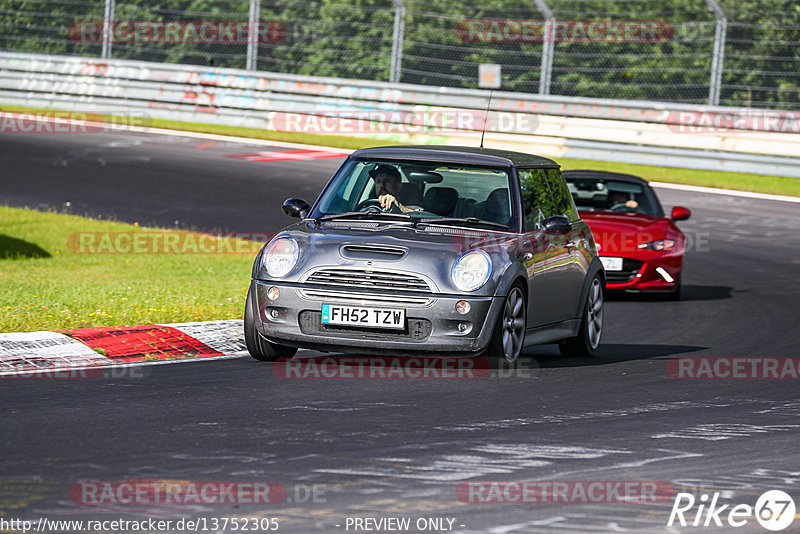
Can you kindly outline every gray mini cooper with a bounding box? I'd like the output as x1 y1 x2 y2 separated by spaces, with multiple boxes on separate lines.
244 145 605 365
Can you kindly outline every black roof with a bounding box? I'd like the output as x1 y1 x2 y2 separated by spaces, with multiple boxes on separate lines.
563 169 649 185
350 145 559 168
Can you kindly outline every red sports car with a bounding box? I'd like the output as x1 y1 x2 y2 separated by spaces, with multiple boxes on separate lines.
563 170 691 298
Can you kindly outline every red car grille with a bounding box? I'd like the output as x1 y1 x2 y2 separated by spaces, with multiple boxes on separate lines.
606 259 644 284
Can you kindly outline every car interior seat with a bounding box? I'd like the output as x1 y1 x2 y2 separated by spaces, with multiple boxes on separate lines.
483 188 511 226
399 182 423 208
423 187 459 216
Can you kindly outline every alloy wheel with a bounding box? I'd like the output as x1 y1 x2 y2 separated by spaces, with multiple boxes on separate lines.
501 287 526 363
587 278 604 349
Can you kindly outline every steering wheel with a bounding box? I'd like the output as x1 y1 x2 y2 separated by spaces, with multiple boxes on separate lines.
355 198 402 214
610 203 646 215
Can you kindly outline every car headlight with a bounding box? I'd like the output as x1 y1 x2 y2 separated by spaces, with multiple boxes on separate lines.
637 239 676 251
451 250 491 292
263 236 299 278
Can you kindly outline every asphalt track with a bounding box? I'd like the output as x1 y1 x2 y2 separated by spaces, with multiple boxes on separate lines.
2 129 800 533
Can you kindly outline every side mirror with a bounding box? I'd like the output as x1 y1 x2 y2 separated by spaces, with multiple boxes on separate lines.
282 198 311 219
671 206 691 221
543 215 573 234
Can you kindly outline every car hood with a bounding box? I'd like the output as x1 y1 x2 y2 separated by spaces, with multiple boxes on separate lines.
290 220 518 251
579 211 673 255
259 220 520 293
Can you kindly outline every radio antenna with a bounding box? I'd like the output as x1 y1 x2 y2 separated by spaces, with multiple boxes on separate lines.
480 89 493 149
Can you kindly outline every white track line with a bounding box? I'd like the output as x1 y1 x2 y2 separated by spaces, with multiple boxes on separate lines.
650 181 800 203
104 122 351 152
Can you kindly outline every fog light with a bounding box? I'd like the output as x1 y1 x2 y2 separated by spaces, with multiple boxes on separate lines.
267 286 280 300
458 322 471 333
655 267 675 283
455 300 471 314
270 309 280 319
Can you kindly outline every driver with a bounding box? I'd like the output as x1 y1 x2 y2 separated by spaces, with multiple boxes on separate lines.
609 191 639 210
369 164 422 213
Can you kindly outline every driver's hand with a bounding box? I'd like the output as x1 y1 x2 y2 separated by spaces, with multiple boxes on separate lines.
378 194 398 210
625 200 639 209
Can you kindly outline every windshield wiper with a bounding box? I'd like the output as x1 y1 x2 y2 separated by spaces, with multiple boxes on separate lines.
416 217 509 230
318 211 412 222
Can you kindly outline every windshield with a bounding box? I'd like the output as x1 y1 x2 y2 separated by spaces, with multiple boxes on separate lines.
565 177 663 216
312 158 515 228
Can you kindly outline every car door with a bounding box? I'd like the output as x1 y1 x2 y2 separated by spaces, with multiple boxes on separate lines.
517 168 571 327
545 168 589 321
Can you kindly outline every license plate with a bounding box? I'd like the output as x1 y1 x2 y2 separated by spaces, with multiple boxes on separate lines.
600 257 623 271
321 304 405 329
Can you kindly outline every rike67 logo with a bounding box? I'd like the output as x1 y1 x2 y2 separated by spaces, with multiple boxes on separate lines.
668 490 795 531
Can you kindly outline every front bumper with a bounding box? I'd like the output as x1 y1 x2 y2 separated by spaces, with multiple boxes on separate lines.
252 280 502 356
604 253 683 292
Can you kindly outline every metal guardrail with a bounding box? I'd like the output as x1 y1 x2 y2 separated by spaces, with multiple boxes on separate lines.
1 51 799 178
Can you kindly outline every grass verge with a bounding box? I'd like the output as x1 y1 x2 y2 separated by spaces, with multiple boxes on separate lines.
2 104 799 197
0 205 256 333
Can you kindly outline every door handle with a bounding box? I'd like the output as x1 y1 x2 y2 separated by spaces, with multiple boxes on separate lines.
521 252 533 261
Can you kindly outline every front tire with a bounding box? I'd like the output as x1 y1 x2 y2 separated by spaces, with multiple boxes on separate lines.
559 276 604 357
244 286 297 361
486 285 526 367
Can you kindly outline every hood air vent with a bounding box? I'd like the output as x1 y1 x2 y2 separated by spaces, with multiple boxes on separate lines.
340 244 408 261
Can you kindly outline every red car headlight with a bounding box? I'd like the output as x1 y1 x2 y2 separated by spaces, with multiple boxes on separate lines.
637 239 676 251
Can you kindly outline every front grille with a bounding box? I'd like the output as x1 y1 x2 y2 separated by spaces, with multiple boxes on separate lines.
297 288 434 308
605 258 645 284
298 311 432 341
304 268 432 293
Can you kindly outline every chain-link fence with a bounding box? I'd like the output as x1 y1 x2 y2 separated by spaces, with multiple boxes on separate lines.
544 0 716 104
0 0 798 109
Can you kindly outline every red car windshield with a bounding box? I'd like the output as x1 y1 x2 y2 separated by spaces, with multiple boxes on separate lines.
565 177 663 217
